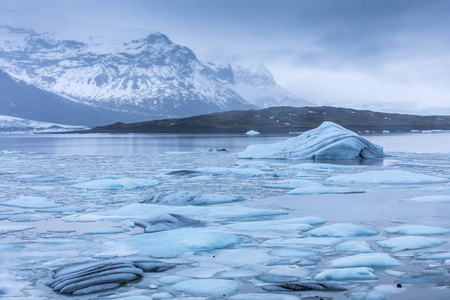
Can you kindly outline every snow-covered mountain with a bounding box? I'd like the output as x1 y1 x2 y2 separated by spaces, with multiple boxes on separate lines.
207 61 312 108
0 114 87 133
0 26 255 122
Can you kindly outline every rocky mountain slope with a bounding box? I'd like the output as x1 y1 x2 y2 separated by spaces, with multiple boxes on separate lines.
0 26 255 122
81 106 450 134
0 114 87 133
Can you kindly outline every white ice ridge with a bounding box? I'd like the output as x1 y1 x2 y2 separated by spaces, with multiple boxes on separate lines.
72 178 160 190
329 253 401 268
306 223 377 237
327 170 449 185
313 267 379 281
246 130 260 135
385 225 450 235
238 121 383 159
83 228 242 258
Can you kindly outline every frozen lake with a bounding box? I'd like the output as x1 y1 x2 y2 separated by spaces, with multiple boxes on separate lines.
0 132 449 299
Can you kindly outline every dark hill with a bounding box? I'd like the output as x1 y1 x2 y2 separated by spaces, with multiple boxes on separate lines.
79 106 450 134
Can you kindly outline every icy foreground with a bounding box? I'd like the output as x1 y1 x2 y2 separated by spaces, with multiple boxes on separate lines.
238 121 383 159
0 148 449 299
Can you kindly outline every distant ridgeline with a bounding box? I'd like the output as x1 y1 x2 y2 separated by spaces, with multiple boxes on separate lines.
78 106 450 134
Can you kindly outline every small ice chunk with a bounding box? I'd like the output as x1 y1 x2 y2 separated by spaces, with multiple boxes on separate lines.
143 191 245 206
231 293 299 300
225 217 325 232
134 213 204 233
287 185 364 195
237 161 271 170
385 225 450 236
329 253 400 268
257 274 299 283
405 195 450 203
269 249 317 258
384 269 407 277
313 267 379 281
335 241 374 253
246 130 260 135
216 269 261 279
170 279 240 297
289 163 358 170
84 227 130 235
327 170 449 185
157 276 189 285
376 236 446 250
73 178 160 190
37 206 85 213
0 196 60 208
84 228 243 258
198 167 268 177
348 291 387 300
307 223 377 237
266 237 342 246
396 275 450 284
0 225 35 233
9 214 49 222
238 122 383 159
263 179 322 189
417 252 450 260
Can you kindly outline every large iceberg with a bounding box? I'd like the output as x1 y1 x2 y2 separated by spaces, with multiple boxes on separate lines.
238 122 383 159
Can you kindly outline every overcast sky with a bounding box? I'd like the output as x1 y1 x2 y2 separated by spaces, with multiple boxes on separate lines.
1 0 450 110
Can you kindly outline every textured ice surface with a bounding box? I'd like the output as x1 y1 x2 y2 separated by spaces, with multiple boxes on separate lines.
134 213 204 233
215 269 261 279
170 279 240 297
84 228 243 258
405 195 450 203
329 253 400 268
266 237 342 246
385 225 450 235
236 161 272 170
313 267 379 281
73 178 160 190
143 191 245 206
288 185 364 195
0 196 60 208
376 236 446 250
263 179 323 189
327 170 449 185
269 249 317 258
225 217 325 232
63 203 287 222
307 223 377 237
157 276 190 285
384 269 407 277
0 225 34 233
238 122 383 159
348 290 387 300
289 162 361 170
335 241 374 253
197 166 269 177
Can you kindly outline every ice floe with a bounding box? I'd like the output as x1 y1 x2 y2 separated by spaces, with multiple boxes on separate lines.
157 276 189 285
73 178 160 190
405 195 450 203
0 225 35 233
170 279 240 297
287 184 364 195
230 293 300 300
238 122 383 159
265 237 342 246
63 203 287 222
83 228 242 258
307 223 377 237
197 167 269 177
262 282 347 292
376 236 446 250
313 267 379 281
335 241 374 253
134 213 204 233
327 170 449 185
84 227 130 235
384 269 407 277
143 191 245 206
0 196 60 208
329 253 400 268
385 225 450 235
224 217 325 232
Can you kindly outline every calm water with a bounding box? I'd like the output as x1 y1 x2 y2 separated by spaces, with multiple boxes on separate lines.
0 132 449 155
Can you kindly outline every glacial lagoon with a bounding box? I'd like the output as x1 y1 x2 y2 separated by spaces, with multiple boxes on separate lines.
0 132 449 299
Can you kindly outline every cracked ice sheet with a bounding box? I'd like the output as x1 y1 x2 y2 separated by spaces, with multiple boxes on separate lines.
72 178 160 190
62 203 287 222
